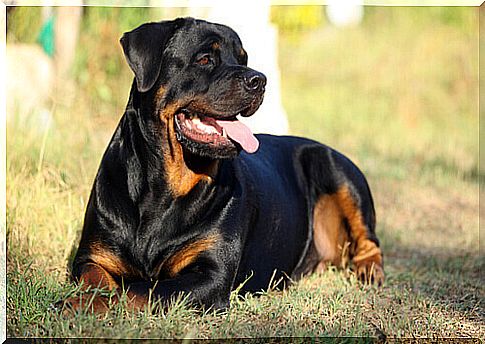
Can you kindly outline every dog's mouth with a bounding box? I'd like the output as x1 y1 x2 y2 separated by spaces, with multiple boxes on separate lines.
174 109 259 154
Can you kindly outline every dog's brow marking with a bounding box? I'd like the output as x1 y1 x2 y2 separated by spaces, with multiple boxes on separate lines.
159 102 217 197
154 86 166 106
163 234 220 278
212 42 220 50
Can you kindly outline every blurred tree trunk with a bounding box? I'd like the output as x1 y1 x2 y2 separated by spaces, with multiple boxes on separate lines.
55 6 82 80
479 5 484 256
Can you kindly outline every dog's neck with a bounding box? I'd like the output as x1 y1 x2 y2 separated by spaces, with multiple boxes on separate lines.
128 86 219 198
162 113 219 197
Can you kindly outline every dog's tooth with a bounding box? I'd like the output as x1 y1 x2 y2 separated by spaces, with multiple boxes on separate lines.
203 126 212 134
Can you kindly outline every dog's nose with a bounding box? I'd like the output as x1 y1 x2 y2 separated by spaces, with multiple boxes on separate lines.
243 71 266 92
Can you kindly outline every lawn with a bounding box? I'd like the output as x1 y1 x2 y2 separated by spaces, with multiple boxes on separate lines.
6 6 484 339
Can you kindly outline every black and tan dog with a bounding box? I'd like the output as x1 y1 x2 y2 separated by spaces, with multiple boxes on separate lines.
65 17 384 313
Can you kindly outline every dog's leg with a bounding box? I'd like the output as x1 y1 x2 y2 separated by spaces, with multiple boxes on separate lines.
120 233 233 310
125 267 232 311
65 241 147 313
65 235 233 313
312 193 350 272
312 184 384 285
333 184 384 285
299 146 384 285
63 263 119 313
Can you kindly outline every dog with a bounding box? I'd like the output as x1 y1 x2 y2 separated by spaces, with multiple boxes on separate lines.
65 17 384 313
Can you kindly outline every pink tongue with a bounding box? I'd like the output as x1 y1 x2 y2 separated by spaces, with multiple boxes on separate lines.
216 119 259 153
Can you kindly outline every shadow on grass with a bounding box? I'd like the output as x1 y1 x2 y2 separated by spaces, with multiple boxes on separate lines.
377 228 484 333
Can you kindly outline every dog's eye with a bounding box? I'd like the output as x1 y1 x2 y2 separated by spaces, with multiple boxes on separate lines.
196 54 212 66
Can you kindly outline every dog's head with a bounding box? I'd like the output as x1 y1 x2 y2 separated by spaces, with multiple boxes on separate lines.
120 17 266 159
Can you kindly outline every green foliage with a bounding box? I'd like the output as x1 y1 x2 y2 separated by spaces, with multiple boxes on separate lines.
6 6 43 43
363 6 477 35
71 7 153 111
271 6 325 33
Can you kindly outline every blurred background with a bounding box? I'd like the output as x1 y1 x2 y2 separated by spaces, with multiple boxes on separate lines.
6 5 479 275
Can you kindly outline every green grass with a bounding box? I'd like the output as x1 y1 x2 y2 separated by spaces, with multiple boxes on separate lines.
6 6 484 339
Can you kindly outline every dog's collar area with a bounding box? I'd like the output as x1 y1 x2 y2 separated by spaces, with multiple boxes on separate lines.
175 110 259 153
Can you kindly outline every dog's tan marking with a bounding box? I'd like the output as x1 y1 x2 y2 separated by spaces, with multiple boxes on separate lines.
334 186 380 260
66 261 148 314
161 234 220 278
335 185 384 284
159 102 218 197
313 194 350 270
312 185 384 284
154 86 166 106
212 42 220 50
78 262 119 290
88 242 140 282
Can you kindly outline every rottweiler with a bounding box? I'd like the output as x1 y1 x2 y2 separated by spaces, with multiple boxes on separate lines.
65 17 384 313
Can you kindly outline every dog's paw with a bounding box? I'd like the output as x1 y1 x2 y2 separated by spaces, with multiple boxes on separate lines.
352 246 385 286
351 241 385 286
354 259 385 286
60 294 110 316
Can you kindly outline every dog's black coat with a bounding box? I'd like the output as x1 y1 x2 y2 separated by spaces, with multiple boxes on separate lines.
70 17 382 311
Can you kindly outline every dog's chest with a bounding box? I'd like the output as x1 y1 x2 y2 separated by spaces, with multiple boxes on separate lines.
127 190 224 279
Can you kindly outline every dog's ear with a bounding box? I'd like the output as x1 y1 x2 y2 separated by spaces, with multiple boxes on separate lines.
120 19 182 93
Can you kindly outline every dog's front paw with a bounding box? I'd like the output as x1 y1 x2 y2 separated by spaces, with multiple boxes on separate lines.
60 293 110 316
